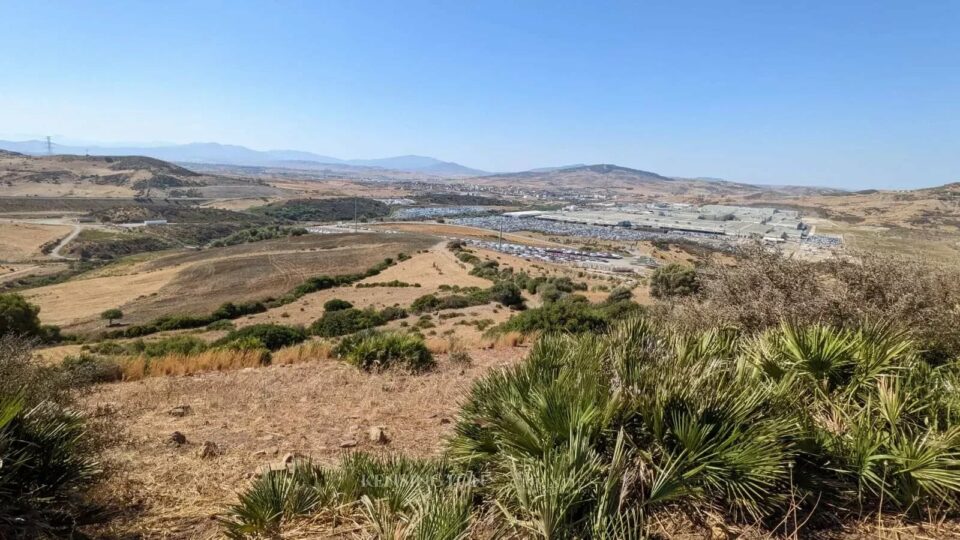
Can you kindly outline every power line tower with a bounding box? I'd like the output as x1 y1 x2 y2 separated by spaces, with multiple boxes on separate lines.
45 136 52 155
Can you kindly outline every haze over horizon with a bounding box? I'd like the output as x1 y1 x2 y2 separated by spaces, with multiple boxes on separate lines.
1 1 957 190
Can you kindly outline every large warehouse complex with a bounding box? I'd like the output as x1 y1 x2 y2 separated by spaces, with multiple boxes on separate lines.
510 203 808 242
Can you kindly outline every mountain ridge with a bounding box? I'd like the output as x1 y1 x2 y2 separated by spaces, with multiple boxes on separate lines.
0 140 487 177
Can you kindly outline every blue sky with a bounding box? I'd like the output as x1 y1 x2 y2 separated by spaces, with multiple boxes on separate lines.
0 1 957 189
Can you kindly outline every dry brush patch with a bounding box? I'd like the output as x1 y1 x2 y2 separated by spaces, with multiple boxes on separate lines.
119 348 272 381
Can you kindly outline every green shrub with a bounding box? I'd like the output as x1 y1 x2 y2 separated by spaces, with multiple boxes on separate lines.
61 353 123 384
206 319 236 331
221 454 464 538
0 293 42 337
649 263 700 299
606 286 633 303
488 280 524 308
216 324 307 351
211 301 267 320
310 308 385 337
378 306 408 321
323 299 353 312
141 335 208 357
0 336 105 536
496 296 612 334
411 294 440 313
333 331 434 372
215 336 272 364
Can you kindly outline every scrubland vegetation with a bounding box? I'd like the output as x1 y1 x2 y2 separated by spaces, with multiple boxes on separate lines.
253 197 390 222
0 336 108 537
6 238 960 537
100 254 405 340
222 313 960 538
214 245 960 537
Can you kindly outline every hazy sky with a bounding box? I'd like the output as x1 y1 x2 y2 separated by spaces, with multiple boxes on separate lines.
1 1 957 189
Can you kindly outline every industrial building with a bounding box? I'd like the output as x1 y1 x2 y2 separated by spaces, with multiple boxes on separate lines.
534 203 807 242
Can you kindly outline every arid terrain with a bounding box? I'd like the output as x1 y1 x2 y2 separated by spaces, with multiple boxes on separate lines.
3 152 960 538
88 346 528 537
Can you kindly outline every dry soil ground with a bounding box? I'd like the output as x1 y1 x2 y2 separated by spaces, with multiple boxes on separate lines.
87 347 527 538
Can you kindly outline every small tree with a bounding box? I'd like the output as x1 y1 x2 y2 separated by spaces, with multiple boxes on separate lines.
0 293 42 337
100 308 123 327
650 264 700 299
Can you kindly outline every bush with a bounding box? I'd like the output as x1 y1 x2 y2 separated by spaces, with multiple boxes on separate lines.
649 263 700 298
0 336 105 536
410 294 440 313
206 319 236 331
323 299 353 312
310 308 385 337
140 335 208 358
488 281 524 308
537 282 563 303
216 324 307 351
227 316 960 537
496 296 619 335
606 286 633 303
333 331 434 372
379 306 408 321
61 353 123 384
664 246 960 363
211 301 267 320
0 293 42 337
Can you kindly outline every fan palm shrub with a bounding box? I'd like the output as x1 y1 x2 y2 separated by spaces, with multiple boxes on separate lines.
224 316 960 537
334 331 435 372
0 391 102 536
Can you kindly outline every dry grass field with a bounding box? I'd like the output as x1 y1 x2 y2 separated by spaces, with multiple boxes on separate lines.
86 347 527 537
25 232 436 332
24 265 183 328
0 221 72 261
235 243 490 328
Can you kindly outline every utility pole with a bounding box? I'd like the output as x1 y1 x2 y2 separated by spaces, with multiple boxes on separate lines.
46 136 52 155
353 198 358 232
498 220 503 250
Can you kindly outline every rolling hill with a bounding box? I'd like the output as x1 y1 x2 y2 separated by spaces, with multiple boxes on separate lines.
0 152 284 199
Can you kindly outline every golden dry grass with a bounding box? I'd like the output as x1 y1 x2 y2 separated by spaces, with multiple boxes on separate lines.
272 340 334 365
24 265 182 327
0 221 72 261
120 349 272 381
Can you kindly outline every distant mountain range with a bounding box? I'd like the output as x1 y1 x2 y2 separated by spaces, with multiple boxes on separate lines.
0 140 488 177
